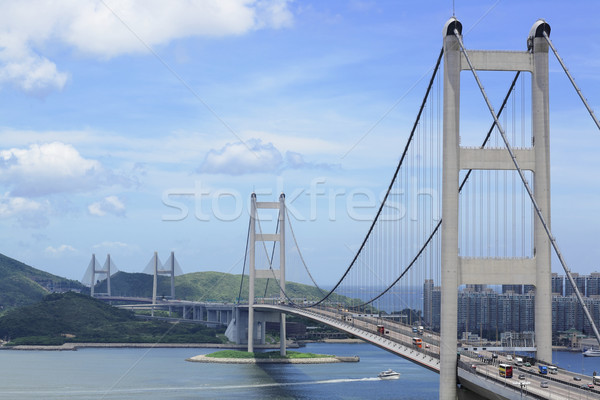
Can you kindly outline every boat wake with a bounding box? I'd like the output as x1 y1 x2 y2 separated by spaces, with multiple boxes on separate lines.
0 377 385 398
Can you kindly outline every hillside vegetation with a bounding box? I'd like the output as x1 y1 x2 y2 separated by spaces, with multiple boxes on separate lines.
95 270 350 304
0 253 86 310
0 292 223 345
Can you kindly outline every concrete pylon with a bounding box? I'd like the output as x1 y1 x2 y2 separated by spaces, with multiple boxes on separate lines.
90 253 112 297
150 251 177 317
248 193 287 355
439 17 552 398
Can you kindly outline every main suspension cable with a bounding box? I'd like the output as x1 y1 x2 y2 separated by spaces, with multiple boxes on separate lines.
354 71 521 308
285 208 328 296
305 47 445 307
236 217 252 305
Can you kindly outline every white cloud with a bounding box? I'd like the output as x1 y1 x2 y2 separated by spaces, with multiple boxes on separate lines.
0 142 127 197
198 138 340 175
0 0 293 95
45 244 77 256
0 193 44 217
0 192 50 227
92 241 132 250
88 195 126 217
198 139 283 175
0 55 68 96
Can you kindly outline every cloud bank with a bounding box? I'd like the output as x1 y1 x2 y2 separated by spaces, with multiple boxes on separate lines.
0 0 293 95
0 142 122 197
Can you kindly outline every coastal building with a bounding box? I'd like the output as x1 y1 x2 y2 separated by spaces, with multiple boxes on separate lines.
551 273 564 296
423 276 600 339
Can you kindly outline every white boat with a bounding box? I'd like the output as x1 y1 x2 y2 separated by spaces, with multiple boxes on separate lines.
583 348 600 357
377 369 400 379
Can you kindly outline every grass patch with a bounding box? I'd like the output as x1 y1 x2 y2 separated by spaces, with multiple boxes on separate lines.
205 350 333 359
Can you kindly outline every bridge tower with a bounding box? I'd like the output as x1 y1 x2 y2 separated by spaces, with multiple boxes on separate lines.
151 251 177 316
248 192 286 355
440 18 552 398
90 253 112 297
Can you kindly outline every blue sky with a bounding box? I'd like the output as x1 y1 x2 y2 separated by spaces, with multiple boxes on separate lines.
0 0 599 285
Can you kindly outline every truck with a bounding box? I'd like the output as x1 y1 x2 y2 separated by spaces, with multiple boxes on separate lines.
538 365 548 375
417 326 424 335
515 357 523 366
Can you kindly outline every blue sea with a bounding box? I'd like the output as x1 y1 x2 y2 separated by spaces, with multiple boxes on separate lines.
0 343 597 399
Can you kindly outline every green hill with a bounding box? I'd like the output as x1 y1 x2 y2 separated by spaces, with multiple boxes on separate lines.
0 292 223 345
95 270 351 304
0 253 86 310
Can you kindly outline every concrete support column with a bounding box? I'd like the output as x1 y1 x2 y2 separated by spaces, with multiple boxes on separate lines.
440 17 462 400
106 254 111 296
531 22 552 363
152 252 158 317
170 251 175 299
279 193 287 356
248 193 257 353
90 253 96 297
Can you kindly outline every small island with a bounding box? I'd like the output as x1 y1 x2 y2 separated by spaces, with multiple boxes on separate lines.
186 350 359 364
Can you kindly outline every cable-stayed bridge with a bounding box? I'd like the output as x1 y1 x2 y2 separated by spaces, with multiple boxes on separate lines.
84 17 600 400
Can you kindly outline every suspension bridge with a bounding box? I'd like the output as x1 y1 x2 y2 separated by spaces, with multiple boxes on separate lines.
84 17 600 400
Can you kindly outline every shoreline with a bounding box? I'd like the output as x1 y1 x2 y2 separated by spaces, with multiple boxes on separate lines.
0 338 365 351
0 342 300 351
185 354 359 364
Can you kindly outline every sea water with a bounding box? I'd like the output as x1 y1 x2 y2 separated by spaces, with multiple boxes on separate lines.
0 343 438 399
1 342 598 399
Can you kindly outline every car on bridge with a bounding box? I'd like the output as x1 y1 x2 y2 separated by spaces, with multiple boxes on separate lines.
540 380 549 388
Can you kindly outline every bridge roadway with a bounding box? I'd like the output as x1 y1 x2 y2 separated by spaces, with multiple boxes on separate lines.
256 303 600 400
255 303 442 372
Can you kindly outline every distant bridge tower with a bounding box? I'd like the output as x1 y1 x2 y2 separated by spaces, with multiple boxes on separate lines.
248 193 286 355
440 18 552 398
150 251 177 316
89 253 113 297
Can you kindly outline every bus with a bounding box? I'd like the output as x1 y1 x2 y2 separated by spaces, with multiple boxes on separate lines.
499 364 513 378
412 337 423 348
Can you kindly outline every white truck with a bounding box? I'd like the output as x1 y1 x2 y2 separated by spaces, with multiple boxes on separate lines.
515 357 523 366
